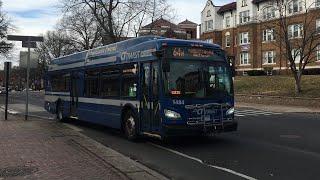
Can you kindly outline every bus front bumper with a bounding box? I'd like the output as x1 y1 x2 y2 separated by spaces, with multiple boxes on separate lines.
162 121 238 137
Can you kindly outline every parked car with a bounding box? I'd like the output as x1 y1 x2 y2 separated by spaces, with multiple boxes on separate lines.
0 87 6 94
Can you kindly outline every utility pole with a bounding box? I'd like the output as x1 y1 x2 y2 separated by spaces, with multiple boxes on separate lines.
4 62 11 120
7 35 44 120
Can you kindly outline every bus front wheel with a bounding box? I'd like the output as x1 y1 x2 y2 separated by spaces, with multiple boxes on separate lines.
123 110 138 141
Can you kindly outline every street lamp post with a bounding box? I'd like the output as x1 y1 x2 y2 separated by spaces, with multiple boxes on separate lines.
7 35 44 120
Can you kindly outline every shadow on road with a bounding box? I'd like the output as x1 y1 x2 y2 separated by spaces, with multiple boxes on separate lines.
64 118 240 148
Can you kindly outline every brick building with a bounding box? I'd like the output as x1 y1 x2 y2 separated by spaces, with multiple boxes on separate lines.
201 0 320 75
139 18 197 40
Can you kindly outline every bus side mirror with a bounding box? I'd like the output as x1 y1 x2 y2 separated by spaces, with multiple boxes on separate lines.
162 60 170 72
152 50 164 58
153 50 170 72
231 69 235 77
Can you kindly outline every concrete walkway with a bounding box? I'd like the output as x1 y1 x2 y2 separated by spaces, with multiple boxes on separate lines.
0 114 167 180
236 102 320 113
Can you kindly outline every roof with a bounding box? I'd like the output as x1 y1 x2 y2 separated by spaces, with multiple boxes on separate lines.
217 2 237 14
178 19 197 25
201 0 215 13
49 36 222 68
141 18 179 30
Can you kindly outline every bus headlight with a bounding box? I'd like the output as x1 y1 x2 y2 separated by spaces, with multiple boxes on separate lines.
164 109 181 119
226 107 234 116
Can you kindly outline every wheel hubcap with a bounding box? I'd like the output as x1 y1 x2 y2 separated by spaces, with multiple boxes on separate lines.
126 116 135 136
58 109 62 120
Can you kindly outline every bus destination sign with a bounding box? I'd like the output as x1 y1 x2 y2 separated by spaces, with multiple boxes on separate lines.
171 47 215 58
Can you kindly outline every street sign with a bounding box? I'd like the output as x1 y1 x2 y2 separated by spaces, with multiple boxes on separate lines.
7 35 44 42
22 41 37 48
7 35 44 120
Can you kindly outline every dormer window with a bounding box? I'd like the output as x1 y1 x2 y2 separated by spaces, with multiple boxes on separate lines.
242 0 248 7
207 10 211 17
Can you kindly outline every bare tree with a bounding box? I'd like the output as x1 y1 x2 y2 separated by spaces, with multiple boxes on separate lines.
58 7 102 51
35 31 75 66
257 0 320 93
0 1 13 55
60 0 174 44
131 0 174 37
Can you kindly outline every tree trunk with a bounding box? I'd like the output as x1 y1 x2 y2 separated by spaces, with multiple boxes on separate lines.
294 72 302 94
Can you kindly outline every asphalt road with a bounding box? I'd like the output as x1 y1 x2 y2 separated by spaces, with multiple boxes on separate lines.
1 91 320 180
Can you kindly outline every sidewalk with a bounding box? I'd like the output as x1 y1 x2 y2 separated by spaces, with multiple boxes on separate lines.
236 102 320 113
0 114 167 180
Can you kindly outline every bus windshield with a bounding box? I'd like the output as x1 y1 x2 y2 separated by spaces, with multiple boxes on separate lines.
163 60 233 99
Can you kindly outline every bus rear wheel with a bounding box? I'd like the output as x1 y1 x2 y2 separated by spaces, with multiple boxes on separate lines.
56 103 67 122
123 110 138 141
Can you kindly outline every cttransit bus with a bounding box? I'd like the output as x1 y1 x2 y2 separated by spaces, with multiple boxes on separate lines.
44 36 237 140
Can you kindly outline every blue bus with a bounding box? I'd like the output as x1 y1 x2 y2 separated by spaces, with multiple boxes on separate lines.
44 36 237 140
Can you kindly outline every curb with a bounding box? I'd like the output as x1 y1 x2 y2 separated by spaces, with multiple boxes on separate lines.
235 102 320 114
236 94 320 100
60 123 169 180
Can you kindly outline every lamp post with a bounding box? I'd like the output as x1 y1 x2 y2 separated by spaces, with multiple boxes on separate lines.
7 35 44 120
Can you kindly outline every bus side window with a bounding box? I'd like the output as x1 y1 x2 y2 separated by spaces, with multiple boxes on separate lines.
51 74 70 92
85 70 100 97
100 68 120 98
121 64 138 98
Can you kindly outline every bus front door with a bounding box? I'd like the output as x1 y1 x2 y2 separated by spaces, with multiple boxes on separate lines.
141 63 160 133
70 73 79 117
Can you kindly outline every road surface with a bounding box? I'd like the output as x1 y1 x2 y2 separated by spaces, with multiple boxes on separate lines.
1 91 319 180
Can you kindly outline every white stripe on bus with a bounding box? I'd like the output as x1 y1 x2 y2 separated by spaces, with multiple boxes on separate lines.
49 61 84 71
44 95 139 107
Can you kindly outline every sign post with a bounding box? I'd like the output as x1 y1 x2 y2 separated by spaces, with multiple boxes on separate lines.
4 62 11 120
7 35 44 120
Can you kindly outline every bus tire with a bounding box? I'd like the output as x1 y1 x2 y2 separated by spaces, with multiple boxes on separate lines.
123 110 138 141
56 102 67 122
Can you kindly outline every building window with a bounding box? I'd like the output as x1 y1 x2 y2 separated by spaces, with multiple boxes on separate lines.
316 0 320 7
263 51 276 64
206 39 213 43
291 49 302 63
242 0 247 7
205 20 213 31
240 52 249 65
239 32 250 45
239 10 250 24
316 19 320 33
225 16 231 28
207 10 211 17
288 24 303 38
225 34 231 47
317 45 320 61
263 29 275 42
263 6 275 20
289 0 303 14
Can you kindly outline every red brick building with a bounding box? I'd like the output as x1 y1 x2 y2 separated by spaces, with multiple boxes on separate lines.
139 18 197 40
201 0 320 75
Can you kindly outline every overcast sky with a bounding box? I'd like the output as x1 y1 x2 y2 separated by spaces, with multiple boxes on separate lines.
3 0 234 36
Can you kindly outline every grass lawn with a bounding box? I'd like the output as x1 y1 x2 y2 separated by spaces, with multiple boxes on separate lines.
234 75 320 98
